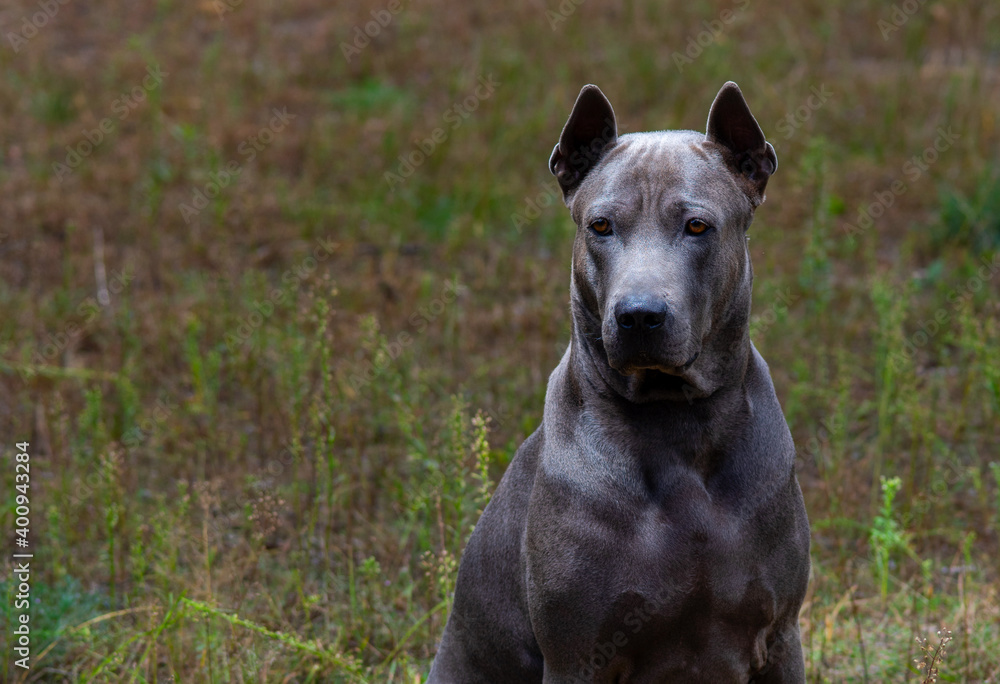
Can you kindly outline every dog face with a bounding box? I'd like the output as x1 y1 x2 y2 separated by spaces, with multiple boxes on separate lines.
549 83 777 401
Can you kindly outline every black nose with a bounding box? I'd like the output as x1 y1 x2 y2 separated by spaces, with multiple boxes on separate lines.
615 297 669 332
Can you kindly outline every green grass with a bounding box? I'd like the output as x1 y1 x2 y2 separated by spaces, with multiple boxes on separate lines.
1 0 999 681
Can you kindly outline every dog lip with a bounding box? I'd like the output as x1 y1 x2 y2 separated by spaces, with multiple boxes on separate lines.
616 350 699 377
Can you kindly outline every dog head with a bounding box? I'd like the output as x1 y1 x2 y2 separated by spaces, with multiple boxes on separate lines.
550 82 776 402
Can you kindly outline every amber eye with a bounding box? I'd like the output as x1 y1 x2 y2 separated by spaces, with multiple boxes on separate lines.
590 218 612 235
686 218 710 235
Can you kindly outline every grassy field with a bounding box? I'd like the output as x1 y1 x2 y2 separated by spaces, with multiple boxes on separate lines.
1 0 999 681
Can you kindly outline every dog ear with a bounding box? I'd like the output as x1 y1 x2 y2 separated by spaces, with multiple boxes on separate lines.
549 85 618 198
705 82 777 205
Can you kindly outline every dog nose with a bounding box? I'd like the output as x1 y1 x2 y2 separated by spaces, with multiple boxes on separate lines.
615 297 669 332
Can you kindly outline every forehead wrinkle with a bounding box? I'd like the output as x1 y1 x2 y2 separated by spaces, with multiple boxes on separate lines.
686 138 712 162
572 130 752 225
608 139 687 217
644 137 749 226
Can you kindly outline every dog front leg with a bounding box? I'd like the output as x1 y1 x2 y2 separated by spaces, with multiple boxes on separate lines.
750 625 806 684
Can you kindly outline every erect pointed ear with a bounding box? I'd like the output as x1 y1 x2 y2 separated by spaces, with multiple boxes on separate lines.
705 82 777 205
549 85 618 199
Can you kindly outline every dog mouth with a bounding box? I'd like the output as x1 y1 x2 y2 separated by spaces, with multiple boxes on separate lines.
617 351 700 376
598 341 707 401
634 367 689 395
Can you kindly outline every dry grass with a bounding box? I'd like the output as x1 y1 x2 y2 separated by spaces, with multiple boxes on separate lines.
1 0 999 681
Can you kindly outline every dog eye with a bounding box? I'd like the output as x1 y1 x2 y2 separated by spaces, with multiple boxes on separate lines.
686 218 710 235
589 218 612 235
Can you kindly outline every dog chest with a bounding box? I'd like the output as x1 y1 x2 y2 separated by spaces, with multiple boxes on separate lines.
526 468 787 674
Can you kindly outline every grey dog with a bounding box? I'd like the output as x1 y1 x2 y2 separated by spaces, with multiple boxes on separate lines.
427 82 811 683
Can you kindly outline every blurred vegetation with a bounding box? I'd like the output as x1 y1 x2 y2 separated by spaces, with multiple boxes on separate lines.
1 0 999 681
